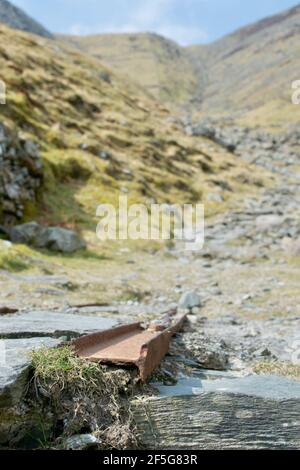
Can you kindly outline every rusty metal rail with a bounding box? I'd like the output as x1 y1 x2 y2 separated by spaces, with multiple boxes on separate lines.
73 309 186 382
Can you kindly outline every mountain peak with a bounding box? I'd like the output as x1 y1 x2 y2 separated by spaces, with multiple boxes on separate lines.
229 3 300 40
0 0 52 38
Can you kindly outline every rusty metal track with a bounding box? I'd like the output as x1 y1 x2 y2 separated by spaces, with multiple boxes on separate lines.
73 309 186 382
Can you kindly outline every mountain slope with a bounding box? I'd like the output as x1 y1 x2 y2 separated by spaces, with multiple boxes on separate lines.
0 24 262 236
60 32 198 107
0 0 51 37
187 4 300 128
60 4 300 128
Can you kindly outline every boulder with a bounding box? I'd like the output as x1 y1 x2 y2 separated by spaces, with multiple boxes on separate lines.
35 226 86 253
10 222 86 253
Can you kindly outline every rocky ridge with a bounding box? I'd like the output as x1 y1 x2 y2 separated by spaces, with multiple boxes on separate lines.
0 0 52 38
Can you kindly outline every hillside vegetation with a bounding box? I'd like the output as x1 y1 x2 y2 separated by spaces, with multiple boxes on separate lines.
59 32 199 108
187 4 300 128
60 5 300 130
0 24 264 249
0 0 51 37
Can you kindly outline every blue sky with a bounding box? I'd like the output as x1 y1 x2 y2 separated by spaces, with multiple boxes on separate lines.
11 0 300 45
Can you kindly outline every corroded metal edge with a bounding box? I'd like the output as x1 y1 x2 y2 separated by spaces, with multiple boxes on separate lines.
73 312 187 382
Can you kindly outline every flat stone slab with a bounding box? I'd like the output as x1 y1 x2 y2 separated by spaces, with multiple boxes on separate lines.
0 311 120 339
155 375 300 400
0 337 61 408
133 375 300 450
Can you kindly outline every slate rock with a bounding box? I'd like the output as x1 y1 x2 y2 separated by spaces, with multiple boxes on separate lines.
0 311 120 340
133 375 300 449
0 337 61 408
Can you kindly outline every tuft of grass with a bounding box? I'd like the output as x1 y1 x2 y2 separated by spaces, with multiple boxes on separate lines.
0 245 31 271
31 346 101 382
253 360 300 381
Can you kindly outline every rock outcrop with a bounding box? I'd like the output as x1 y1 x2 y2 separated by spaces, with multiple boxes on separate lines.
0 124 43 225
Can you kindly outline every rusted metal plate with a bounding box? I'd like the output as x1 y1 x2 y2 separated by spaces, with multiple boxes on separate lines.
73 310 186 382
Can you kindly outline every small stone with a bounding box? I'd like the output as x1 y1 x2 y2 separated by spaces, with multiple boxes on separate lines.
191 307 201 315
99 151 111 160
64 434 101 450
179 291 202 310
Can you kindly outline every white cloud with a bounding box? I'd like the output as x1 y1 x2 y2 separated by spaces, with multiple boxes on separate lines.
132 0 175 25
155 24 208 45
68 0 207 45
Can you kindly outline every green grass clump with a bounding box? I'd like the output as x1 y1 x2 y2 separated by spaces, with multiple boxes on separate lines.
30 346 139 449
0 246 30 271
31 346 101 382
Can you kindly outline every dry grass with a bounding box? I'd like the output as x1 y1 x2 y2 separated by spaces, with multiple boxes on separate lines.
253 360 300 381
0 24 269 260
59 32 198 106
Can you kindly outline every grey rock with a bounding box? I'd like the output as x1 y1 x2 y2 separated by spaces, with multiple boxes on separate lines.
191 307 201 315
0 310 120 340
64 434 101 450
98 151 111 160
0 337 61 408
10 222 86 253
23 139 40 158
35 226 86 253
0 123 43 224
179 291 202 310
133 375 300 449
10 221 40 244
